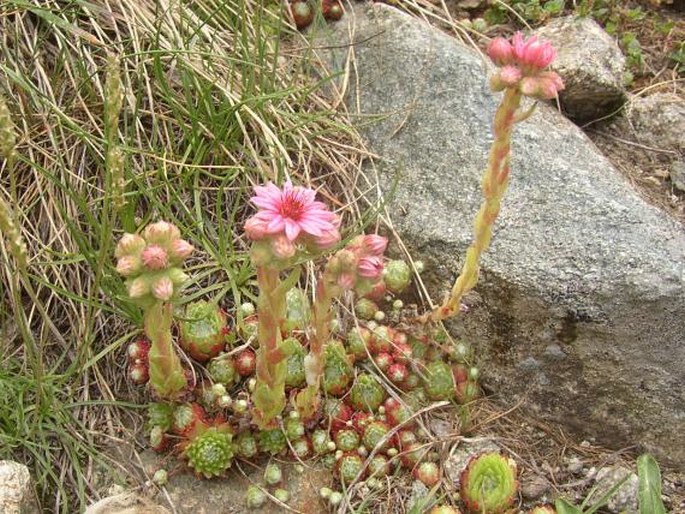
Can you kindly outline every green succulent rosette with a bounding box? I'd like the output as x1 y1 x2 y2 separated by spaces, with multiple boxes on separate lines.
460 452 519 514
183 425 234 478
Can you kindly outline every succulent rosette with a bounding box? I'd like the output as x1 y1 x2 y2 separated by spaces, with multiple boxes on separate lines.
115 221 193 308
460 452 519 514
349 373 387 412
181 423 235 478
179 300 229 362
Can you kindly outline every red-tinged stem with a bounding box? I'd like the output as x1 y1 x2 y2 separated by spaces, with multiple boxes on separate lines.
421 87 522 323
252 264 288 428
295 265 340 420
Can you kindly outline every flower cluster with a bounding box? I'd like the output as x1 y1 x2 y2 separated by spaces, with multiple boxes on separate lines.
244 181 341 262
487 33 564 100
115 221 194 305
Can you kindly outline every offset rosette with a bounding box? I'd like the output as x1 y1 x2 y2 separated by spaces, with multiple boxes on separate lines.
115 221 194 307
460 452 519 513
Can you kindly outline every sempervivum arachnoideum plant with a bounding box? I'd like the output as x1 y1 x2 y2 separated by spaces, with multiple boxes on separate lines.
349 373 387 412
362 420 392 452
179 300 229 362
284 338 306 389
207 353 238 387
336 452 365 484
171 402 207 437
423 360 456 401
322 340 353 396
460 452 519 514
180 421 235 478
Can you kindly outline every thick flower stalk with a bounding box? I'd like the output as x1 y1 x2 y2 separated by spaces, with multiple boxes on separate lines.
245 180 340 428
294 234 387 421
425 33 564 322
115 221 194 399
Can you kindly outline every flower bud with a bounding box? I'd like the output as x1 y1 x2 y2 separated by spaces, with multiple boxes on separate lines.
128 276 150 298
244 214 268 240
169 239 194 261
167 268 189 285
143 221 181 245
314 226 341 250
362 234 388 256
141 244 169 270
337 272 356 290
487 37 514 66
499 65 522 87
115 233 146 258
357 256 383 280
116 255 141 277
152 276 174 301
271 234 296 259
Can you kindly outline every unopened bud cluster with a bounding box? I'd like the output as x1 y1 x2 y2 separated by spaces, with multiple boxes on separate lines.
488 33 564 100
327 234 388 295
115 221 194 305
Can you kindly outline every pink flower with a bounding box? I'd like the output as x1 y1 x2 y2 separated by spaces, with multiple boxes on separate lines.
361 234 388 257
357 256 384 280
141 244 169 270
511 33 556 71
248 181 339 242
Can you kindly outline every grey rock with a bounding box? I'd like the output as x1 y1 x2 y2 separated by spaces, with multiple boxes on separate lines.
617 93 685 152
534 16 626 122
0 461 38 514
318 4 685 468
588 465 639 514
671 161 685 192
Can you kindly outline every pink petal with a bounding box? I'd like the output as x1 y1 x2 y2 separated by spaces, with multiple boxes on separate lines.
284 219 301 241
266 215 285 234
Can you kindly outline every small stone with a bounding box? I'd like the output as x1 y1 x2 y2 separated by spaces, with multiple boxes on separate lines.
518 357 541 372
443 439 501 487
566 456 584 474
521 475 551 500
543 344 567 361
670 161 685 192
589 465 639 514
0 461 39 514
